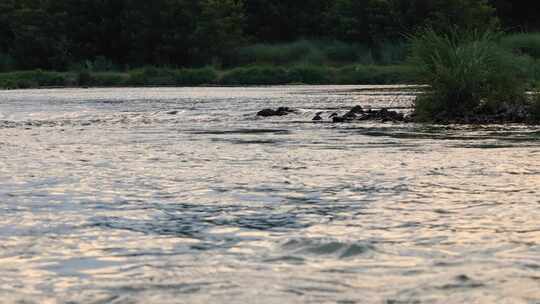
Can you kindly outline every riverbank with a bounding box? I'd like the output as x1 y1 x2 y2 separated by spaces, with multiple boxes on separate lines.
0 65 416 90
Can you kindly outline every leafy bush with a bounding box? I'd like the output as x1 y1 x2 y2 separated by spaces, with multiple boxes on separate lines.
500 33 540 59
409 28 529 121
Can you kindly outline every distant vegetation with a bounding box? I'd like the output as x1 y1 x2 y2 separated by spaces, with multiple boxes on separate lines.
2 0 540 124
0 65 417 89
0 0 536 71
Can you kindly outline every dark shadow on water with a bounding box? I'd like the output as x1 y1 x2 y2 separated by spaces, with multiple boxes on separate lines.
187 128 292 135
210 138 287 145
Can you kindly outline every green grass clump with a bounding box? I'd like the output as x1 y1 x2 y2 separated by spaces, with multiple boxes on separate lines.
409 28 529 121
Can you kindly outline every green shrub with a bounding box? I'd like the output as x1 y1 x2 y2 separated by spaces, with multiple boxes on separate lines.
288 65 332 84
127 67 217 86
127 67 175 85
173 67 217 85
336 65 415 84
530 94 540 122
27 70 66 86
71 56 118 72
500 33 540 59
77 70 93 86
0 70 67 88
376 41 408 65
0 79 17 89
234 40 314 66
322 41 363 63
91 72 127 86
220 66 290 85
409 28 529 121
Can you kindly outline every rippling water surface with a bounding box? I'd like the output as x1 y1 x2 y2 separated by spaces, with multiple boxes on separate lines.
0 86 539 303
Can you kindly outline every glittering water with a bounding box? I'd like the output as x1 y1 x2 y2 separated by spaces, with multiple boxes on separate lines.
0 86 539 304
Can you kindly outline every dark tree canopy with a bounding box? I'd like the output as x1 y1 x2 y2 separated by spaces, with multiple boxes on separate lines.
0 0 537 70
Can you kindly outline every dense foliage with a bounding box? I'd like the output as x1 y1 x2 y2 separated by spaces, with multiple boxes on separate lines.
0 0 536 71
409 28 540 123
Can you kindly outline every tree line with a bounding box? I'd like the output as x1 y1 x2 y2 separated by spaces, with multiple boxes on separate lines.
0 0 538 71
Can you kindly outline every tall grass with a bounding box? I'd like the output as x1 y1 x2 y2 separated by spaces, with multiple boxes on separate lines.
409 28 530 121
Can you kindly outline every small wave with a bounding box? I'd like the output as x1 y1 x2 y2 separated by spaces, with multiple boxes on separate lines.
282 238 375 259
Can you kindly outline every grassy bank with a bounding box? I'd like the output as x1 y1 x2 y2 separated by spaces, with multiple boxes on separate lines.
410 29 540 123
0 64 416 89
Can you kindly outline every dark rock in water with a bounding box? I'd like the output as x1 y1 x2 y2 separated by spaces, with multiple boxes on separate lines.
349 105 364 114
257 107 298 117
277 107 297 114
257 109 277 117
330 106 406 123
166 110 179 115
343 111 357 119
312 112 323 121
332 116 347 123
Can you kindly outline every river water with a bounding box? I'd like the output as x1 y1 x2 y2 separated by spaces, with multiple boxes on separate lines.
0 86 539 303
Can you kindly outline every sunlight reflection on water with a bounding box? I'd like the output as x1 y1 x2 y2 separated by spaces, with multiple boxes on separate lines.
0 85 539 303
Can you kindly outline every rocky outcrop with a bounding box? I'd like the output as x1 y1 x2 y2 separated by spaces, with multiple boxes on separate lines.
330 106 406 123
257 107 298 117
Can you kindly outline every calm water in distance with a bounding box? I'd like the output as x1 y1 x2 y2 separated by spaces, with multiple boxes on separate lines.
0 86 539 303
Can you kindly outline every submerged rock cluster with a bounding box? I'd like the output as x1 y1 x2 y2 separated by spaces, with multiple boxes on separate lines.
325 106 406 123
257 105 409 123
257 107 298 117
